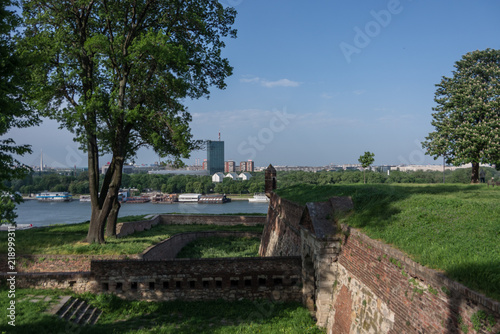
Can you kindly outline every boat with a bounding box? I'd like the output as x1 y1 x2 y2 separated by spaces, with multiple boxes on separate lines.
248 193 269 203
79 195 91 202
36 192 73 202
178 193 201 202
151 193 178 203
198 194 231 204
125 196 150 203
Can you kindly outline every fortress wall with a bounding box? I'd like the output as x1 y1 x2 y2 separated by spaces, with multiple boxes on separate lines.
259 192 304 257
91 257 302 302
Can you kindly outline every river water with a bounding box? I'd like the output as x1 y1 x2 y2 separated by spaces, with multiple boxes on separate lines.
15 199 269 227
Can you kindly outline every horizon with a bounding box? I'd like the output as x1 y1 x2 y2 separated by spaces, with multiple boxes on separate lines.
4 1 500 168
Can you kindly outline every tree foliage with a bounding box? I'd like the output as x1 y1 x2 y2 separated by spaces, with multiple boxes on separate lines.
21 0 237 242
422 49 500 183
358 151 375 184
0 0 39 223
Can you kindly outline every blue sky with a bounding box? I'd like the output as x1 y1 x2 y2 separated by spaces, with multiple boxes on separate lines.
6 0 500 168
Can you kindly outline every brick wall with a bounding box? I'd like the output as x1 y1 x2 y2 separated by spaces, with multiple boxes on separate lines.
259 192 304 257
91 257 302 302
1 272 97 294
327 226 500 334
9 254 140 273
141 231 261 260
159 214 266 226
116 214 266 238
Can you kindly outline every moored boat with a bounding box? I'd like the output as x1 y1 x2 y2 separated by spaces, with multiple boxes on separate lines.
248 193 269 203
36 192 73 202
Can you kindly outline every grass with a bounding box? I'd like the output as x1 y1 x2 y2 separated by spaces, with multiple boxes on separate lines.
277 183 500 301
0 288 324 334
0 221 263 255
176 236 261 258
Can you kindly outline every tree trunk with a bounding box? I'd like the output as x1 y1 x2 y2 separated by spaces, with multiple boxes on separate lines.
105 197 121 237
471 162 480 184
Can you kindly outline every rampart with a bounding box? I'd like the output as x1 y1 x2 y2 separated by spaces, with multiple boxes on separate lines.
116 214 265 238
260 190 500 334
91 257 301 302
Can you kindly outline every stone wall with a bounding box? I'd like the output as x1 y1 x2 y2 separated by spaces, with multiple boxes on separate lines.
1 272 97 294
91 257 302 302
259 192 304 257
159 214 266 226
141 231 261 260
326 226 500 334
116 214 266 238
116 215 161 237
5 254 140 273
261 192 500 333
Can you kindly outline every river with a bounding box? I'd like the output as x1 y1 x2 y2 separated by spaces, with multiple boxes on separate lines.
14 199 269 227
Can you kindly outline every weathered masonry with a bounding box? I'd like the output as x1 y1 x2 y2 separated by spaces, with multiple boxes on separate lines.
260 182 500 334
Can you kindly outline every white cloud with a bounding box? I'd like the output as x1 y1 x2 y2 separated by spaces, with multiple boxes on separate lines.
260 78 300 88
240 76 300 88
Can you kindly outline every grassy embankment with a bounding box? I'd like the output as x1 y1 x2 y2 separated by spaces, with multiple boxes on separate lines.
277 183 500 302
176 236 261 258
0 214 263 255
0 287 324 334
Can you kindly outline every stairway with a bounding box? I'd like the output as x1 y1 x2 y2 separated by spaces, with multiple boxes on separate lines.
50 296 102 326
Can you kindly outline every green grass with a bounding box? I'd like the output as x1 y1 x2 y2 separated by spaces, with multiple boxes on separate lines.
0 221 263 255
277 183 500 301
176 236 261 258
0 288 324 334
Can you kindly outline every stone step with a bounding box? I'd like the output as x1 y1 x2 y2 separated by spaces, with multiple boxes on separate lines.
52 296 102 326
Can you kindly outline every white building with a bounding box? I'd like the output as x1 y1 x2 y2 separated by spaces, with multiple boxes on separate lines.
212 172 225 183
225 172 240 180
239 172 252 181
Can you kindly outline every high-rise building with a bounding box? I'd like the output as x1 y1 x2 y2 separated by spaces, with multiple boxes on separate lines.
225 160 235 173
239 160 254 172
207 140 224 174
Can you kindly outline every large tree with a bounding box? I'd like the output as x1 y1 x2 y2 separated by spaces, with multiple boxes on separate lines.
422 49 500 183
21 0 236 243
0 0 38 224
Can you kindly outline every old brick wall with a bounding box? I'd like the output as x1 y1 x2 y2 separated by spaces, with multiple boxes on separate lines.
116 215 161 237
91 257 302 302
1 272 97 294
141 231 261 260
6 254 140 273
159 214 266 226
327 226 500 334
259 192 305 257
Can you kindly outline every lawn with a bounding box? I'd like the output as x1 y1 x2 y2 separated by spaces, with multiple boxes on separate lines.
176 236 261 259
0 288 324 334
277 183 500 301
0 221 263 255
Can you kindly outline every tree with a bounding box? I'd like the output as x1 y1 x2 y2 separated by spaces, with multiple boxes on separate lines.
358 151 375 184
0 0 39 224
22 0 237 243
422 49 500 183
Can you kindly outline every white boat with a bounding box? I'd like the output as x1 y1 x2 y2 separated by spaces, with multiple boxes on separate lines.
79 195 91 202
248 193 269 203
36 192 73 202
178 193 201 202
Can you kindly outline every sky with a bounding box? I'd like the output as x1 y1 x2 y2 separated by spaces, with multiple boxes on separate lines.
5 0 500 168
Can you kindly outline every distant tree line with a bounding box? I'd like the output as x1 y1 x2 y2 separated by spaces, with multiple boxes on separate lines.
6 167 500 196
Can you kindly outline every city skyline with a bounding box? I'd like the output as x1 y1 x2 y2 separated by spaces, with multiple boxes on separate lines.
4 1 500 168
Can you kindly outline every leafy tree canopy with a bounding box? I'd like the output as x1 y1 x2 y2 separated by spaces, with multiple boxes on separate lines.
422 48 500 182
0 0 39 223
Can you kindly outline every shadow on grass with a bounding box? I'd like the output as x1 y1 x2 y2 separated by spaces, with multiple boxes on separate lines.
1 298 321 334
444 261 500 334
276 183 485 231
